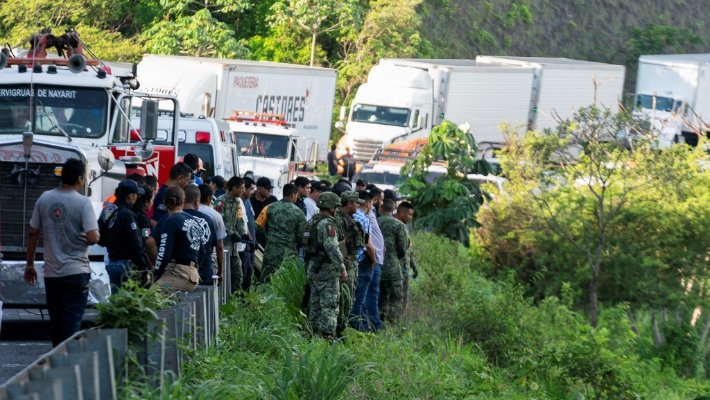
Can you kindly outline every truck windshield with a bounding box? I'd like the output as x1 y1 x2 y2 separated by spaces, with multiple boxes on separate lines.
636 94 676 112
0 85 108 138
234 132 289 159
351 104 410 127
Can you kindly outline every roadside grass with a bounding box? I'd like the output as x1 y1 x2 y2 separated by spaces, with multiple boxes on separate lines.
119 232 710 399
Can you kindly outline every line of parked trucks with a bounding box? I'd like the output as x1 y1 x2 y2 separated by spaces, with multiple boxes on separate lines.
1 30 709 308
130 53 710 194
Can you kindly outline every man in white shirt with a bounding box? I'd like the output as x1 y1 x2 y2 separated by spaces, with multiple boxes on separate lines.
198 184 226 282
304 180 327 221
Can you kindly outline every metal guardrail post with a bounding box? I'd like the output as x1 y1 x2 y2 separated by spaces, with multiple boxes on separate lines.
0 328 127 400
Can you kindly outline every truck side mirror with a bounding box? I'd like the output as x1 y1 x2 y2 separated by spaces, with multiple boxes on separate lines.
417 114 424 128
140 100 159 141
339 105 347 121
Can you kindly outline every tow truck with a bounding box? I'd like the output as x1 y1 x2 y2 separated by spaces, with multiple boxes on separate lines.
230 111 317 197
0 30 179 309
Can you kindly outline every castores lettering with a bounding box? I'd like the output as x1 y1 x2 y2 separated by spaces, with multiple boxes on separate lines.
255 95 306 122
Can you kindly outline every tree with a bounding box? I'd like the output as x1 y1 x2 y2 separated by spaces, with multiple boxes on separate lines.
399 121 495 245
142 0 249 58
335 0 432 107
268 0 362 66
496 104 710 327
0 0 145 61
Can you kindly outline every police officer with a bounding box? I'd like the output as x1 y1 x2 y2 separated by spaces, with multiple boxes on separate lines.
98 179 149 293
335 191 365 336
215 177 249 294
257 183 306 283
305 192 348 340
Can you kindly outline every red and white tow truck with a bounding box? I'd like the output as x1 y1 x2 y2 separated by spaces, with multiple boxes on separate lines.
0 30 179 308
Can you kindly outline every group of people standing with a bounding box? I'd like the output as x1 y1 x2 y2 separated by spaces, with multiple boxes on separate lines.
22 154 417 347
255 175 418 339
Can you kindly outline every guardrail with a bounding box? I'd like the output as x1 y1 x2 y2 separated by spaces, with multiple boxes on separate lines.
0 263 227 399
0 328 128 400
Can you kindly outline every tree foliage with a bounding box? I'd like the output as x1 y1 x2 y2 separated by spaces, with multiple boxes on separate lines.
399 121 495 245
268 0 363 66
142 0 250 58
478 105 710 328
335 0 432 105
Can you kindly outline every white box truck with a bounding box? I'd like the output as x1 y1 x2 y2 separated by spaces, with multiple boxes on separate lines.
340 57 625 162
136 55 337 192
476 56 626 131
635 54 710 145
340 59 535 162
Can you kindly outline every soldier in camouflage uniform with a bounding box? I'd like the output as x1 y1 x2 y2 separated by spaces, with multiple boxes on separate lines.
215 177 248 294
334 191 365 336
395 202 417 311
257 184 306 283
377 198 408 322
305 192 348 339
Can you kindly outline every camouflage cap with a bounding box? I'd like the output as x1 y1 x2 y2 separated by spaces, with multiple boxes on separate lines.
317 192 340 209
341 190 365 204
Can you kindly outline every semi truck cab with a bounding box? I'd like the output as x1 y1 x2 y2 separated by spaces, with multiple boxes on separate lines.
341 64 433 163
0 34 178 308
230 112 316 198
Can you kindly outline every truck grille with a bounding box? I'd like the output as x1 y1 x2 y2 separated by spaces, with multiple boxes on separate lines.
0 161 62 252
352 139 383 163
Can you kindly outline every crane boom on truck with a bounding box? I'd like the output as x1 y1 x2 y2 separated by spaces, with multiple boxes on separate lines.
0 30 180 308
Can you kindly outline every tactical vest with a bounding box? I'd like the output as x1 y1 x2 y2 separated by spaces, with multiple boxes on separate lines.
304 214 330 264
337 212 365 259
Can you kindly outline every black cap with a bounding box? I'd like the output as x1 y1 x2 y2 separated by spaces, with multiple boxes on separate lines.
118 179 145 195
356 178 368 186
210 175 225 188
256 176 273 190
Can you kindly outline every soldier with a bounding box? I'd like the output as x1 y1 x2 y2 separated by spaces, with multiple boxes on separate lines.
258 184 306 283
377 198 408 322
305 192 348 340
394 201 417 311
215 177 248 294
334 191 365 336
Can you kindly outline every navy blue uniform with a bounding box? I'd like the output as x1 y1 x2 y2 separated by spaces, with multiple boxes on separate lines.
183 209 218 284
154 212 202 277
151 184 168 222
98 200 147 269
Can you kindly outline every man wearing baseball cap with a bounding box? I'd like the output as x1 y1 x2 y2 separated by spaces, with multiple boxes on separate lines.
98 179 149 293
251 177 277 221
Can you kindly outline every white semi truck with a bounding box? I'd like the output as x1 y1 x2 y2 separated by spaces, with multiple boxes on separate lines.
0 34 179 307
340 57 625 162
136 55 338 192
635 54 710 146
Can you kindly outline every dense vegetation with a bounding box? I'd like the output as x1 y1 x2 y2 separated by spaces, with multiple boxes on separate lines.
2 0 709 106
119 233 710 399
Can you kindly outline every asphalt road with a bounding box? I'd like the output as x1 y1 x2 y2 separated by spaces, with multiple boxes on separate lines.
0 308 99 384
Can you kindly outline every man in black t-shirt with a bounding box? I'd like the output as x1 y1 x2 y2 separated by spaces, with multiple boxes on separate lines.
151 162 192 224
251 177 277 220
327 143 338 176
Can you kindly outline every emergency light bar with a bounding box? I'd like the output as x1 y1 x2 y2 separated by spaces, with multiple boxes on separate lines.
5 58 100 67
229 110 288 126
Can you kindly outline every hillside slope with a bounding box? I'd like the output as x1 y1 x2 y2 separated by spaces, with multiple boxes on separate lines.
420 0 710 94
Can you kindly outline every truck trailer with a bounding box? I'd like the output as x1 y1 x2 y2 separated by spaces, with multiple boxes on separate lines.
340 57 625 163
136 55 337 192
635 54 710 145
